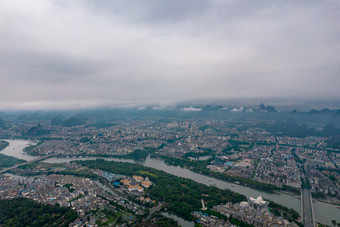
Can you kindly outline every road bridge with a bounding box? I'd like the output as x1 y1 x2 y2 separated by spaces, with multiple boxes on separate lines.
302 188 315 227
301 165 316 227
0 154 54 174
146 202 165 220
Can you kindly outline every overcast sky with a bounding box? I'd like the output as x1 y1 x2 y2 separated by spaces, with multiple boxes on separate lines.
1 0 340 109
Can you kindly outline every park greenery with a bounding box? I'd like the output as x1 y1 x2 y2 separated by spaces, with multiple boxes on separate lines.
0 198 78 227
122 148 156 160
75 159 299 222
76 159 245 220
229 216 255 227
150 153 300 194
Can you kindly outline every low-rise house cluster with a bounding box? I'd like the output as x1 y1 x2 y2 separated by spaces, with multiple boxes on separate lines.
213 196 293 227
192 211 235 227
0 174 108 213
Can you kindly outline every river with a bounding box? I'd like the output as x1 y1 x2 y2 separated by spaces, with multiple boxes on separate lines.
1 140 339 226
1 139 37 161
161 212 194 227
189 155 212 161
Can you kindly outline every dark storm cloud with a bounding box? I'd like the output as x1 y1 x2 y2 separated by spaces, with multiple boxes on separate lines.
0 0 340 109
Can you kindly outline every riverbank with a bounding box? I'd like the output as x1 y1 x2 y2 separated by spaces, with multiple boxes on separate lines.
314 200 340 208
0 140 9 151
75 158 299 223
274 190 301 198
0 140 25 169
151 153 300 195
0 153 25 170
41 155 340 226
3 139 340 226
52 152 301 196
0 140 37 161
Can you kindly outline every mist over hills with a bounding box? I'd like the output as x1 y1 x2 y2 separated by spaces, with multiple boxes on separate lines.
1 102 340 152
1 103 340 136
1 103 340 123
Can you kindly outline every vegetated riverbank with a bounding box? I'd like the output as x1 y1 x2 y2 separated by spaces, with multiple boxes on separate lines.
274 190 300 198
74 159 299 224
23 140 301 196
5 139 339 226
45 148 300 196
22 141 44 156
0 153 25 170
0 140 25 169
150 153 300 195
0 140 9 151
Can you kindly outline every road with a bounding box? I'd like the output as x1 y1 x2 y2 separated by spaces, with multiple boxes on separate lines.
302 188 315 227
94 180 121 197
301 164 315 227
146 202 164 220
0 154 54 174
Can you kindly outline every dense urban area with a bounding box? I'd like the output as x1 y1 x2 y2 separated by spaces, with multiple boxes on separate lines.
0 104 339 227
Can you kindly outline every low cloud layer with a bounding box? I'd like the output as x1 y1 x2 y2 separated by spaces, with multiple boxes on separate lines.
181 107 202 112
1 0 340 109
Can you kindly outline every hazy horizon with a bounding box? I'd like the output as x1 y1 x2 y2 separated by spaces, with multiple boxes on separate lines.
1 98 340 112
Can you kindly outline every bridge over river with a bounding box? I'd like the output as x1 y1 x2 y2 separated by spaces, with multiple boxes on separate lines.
301 188 316 227
0 154 54 174
301 165 316 227
2 140 340 226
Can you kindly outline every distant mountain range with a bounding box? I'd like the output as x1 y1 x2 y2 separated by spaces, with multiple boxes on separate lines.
0 103 339 148
0 103 339 128
2 103 340 118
